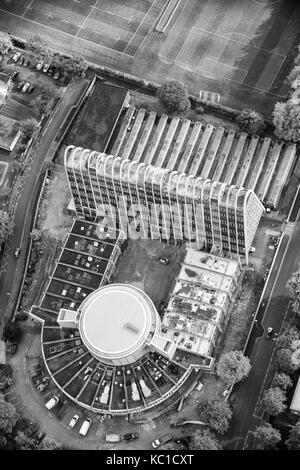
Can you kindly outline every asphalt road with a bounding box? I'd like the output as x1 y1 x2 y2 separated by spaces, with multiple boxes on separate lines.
0 79 89 334
225 213 300 448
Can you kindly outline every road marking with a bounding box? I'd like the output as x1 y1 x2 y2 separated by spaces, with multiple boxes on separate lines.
103 9 132 22
75 0 99 37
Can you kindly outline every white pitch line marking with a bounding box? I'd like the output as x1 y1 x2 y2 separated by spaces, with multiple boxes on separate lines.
23 0 34 17
76 0 99 37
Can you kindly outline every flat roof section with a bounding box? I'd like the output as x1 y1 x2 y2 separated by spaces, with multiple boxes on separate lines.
79 284 157 360
66 81 128 152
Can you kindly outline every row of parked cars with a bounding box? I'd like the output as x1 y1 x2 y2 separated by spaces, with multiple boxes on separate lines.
11 51 61 80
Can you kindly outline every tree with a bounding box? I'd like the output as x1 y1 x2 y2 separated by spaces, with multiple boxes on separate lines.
0 393 18 434
286 421 300 450
0 210 14 244
287 269 300 312
260 387 287 416
30 85 59 117
14 431 36 450
0 32 13 55
236 109 266 135
160 441 186 451
3 321 21 343
273 100 300 142
275 347 299 374
276 324 300 349
157 80 191 114
197 398 232 435
16 118 39 142
273 372 292 391
252 423 281 449
38 438 62 450
26 35 53 64
190 429 222 450
63 55 88 77
30 228 42 241
216 350 251 386
0 434 7 449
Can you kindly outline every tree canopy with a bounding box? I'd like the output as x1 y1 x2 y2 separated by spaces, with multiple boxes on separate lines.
273 100 300 142
236 108 266 135
26 35 53 64
260 387 287 416
30 85 59 117
252 423 281 450
197 398 232 435
0 210 14 244
0 32 13 55
157 80 191 114
287 269 300 313
16 118 39 142
189 429 222 450
0 393 18 434
286 421 300 450
273 372 292 391
216 350 251 386
3 321 21 344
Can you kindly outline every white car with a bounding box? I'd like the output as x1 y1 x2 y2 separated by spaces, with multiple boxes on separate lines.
68 414 79 429
36 61 43 71
12 52 20 62
43 63 50 73
22 82 30 93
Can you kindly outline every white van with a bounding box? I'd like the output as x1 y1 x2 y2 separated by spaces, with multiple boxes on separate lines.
45 396 59 410
79 418 92 436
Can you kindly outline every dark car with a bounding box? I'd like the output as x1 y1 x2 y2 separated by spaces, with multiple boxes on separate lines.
18 55 24 66
35 431 46 445
10 70 19 81
123 432 139 441
265 327 273 339
16 81 25 91
48 65 55 76
27 84 36 94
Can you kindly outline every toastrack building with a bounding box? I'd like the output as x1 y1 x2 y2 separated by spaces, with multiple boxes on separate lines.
64 145 264 263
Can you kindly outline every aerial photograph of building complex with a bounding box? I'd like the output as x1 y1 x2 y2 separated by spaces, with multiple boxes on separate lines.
0 0 300 456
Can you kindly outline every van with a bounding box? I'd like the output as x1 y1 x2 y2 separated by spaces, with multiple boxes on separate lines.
79 418 92 436
45 396 59 410
105 434 122 442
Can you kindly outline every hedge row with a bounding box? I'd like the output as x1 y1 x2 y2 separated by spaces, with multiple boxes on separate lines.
12 34 273 125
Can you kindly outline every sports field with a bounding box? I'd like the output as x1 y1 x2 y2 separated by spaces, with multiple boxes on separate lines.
0 0 299 112
0 0 165 56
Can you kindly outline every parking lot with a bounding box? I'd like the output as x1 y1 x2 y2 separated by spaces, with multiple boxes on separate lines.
114 239 187 310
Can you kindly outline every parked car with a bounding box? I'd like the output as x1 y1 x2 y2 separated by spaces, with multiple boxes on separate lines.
36 61 43 71
18 55 24 66
10 70 19 81
43 63 50 73
12 52 20 62
53 70 61 80
123 432 139 441
45 396 59 410
105 434 122 442
249 246 256 253
22 82 30 93
35 431 46 445
159 257 169 265
16 81 24 91
68 414 79 429
23 57 29 67
27 84 36 94
14 247 21 258
152 433 173 449
79 418 92 436
48 65 55 76
265 327 274 339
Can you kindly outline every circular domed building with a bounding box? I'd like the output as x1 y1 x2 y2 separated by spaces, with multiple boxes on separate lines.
77 284 161 365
